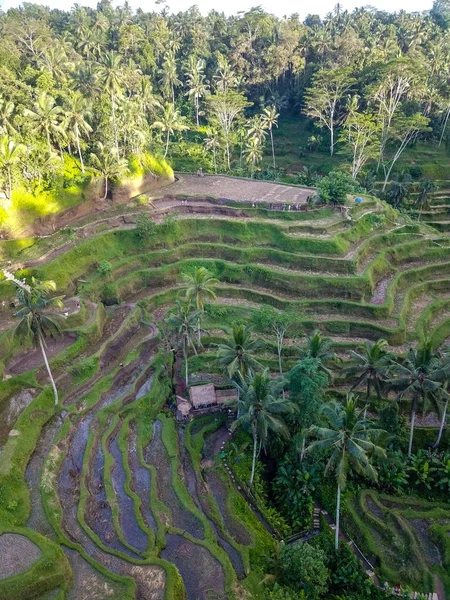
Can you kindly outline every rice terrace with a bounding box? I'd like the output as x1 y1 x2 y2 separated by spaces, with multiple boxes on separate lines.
2 2 450 600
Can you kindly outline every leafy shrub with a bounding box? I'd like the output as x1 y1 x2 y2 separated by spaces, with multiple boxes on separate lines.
279 542 329 597
97 260 112 275
317 170 356 205
136 213 156 241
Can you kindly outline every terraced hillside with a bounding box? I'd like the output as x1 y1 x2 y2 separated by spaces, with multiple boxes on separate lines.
1 175 450 599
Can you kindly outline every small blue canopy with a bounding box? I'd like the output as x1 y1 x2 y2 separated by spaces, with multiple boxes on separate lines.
355 197 363 203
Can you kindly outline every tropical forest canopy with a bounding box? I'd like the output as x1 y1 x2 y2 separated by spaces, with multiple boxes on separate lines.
2 0 450 203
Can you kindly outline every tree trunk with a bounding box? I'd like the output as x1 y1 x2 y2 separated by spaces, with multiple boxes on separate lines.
270 128 276 168
408 407 416 457
184 342 189 387
330 122 334 157
225 138 230 171
213 147 217 174
299 435 306 463
249 426 258 487
433 398 448 449
164 130 170 158
195 97 199 128
111 95 119 154
39 334 58 406
102 176 108 201
335 483 341 551
75 126 85 173
197 316 201 346
7 166 12 201
46 126 51 155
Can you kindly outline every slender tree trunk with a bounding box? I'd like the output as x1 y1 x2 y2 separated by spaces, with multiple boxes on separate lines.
46 126 51 155
102 176 108 201
439 105 450 146
433 398 448 449
408 407 416 457
225 137 230 171
213 147 217 174
299 435 306 463
195 97 199 128
197 316 201 346
249 426 258 487
7 166 12 201
75 126 85 173
270 128 276 168
335 483 341 551
164 130 170 158
39 334 58 406
111 95 119 154
184 341 189 387
330 122 334 157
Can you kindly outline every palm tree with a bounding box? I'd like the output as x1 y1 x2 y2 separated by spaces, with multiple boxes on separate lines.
306 398 386 550
388 341 450 456
346 339 392 409
244 137 263 178
416 179 437 220
301 329 337 376
217 324 262 379
167 300 199 386
386 172 412 208
152 103 189 158
261 106 279 168
185 58 209 127
181 266 218 345
204 129 220 173
0 95 17 135
11 276 64 406
96 51 124 153
159 51 181 104
89 142 128 201
63 92 92 172
0 135 26 202
230 369 296 486
24 92 65 154
248 116 268 145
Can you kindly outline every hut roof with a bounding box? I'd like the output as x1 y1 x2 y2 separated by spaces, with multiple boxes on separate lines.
215 388 238 405
189 383 217 408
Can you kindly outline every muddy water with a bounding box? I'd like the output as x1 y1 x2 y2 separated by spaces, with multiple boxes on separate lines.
128 422 157 533
178 429 245 578
144 421 203 539
63 546 125 600
204 471 251 546
161 534 225 600
110 430 148 554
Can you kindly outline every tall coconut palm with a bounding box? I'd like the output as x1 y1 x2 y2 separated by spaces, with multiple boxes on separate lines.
0 135 26 202
204 129 220 173
181 266 218 344
167 300 199 387
151 103 189 158
89 142 128 201
230 369 296 486
217 323 262 380
185 58 209 127
346 339 393 409
388 341 450 456
11 276 64 406
244 137 263 178
306 398 386 550
24 92 65 154
159 51 181 103
63 92 92 172
96 51 124 153
261 105 279 168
